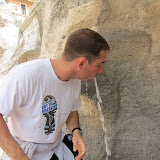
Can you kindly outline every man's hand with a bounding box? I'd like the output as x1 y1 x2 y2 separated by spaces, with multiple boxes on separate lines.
66 111 86 159
72 130 86 160
12 155 30 160
11 150 30 160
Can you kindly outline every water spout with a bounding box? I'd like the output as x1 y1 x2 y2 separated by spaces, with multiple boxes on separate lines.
85 81 88 96
94 78 111 160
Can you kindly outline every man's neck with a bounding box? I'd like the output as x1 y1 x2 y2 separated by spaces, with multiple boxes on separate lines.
50 58 76 81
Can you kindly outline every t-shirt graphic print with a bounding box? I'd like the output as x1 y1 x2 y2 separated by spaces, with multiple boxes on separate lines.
42 95 57 135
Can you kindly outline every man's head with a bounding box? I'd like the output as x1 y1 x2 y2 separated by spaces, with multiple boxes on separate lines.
60 28 109 81
62 28 109 64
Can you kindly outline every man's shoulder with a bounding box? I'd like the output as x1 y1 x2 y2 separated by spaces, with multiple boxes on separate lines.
5 59 50 83
10 59 48 74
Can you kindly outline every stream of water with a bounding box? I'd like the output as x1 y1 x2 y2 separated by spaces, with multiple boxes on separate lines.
94 78 111 160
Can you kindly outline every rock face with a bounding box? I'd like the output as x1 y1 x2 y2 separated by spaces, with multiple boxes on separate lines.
96 1 160 159
0 0 19 77
1 0 160 160
0 0 41 77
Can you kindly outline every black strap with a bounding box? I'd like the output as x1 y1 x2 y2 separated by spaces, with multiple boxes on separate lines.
71 127 82 133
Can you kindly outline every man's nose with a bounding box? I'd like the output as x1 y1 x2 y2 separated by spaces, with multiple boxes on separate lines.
98 67 103 74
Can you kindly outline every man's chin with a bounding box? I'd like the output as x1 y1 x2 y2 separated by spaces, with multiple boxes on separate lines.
82 78 93 82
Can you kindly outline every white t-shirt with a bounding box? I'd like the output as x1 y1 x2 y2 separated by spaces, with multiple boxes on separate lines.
0 59 81 145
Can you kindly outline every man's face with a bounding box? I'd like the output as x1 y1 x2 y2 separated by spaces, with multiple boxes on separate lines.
80 50 107 81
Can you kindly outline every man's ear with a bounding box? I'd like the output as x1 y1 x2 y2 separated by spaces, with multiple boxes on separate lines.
77 57 88 70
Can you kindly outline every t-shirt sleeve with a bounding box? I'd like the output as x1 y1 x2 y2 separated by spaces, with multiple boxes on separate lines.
71 80 82 112
0 74 24 117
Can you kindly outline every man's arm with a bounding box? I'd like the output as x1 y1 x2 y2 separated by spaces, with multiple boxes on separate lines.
66 110 86 160
0 114 29 160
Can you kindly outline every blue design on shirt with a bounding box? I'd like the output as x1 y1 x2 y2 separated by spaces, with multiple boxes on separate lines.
42 95 57 135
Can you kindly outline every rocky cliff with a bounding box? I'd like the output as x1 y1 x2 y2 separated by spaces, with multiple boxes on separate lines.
0 0 19 77
0 0 160 160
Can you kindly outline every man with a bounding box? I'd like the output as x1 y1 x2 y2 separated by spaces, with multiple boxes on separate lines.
0 28 109 160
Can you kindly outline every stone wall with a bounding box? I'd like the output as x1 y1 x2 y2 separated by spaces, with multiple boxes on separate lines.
0 0 19 77
36 0 160 159
0 0 160 160
97 0 160 159
0 0 41 77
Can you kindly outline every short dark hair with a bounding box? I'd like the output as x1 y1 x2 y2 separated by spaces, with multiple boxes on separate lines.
62 28 110 64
